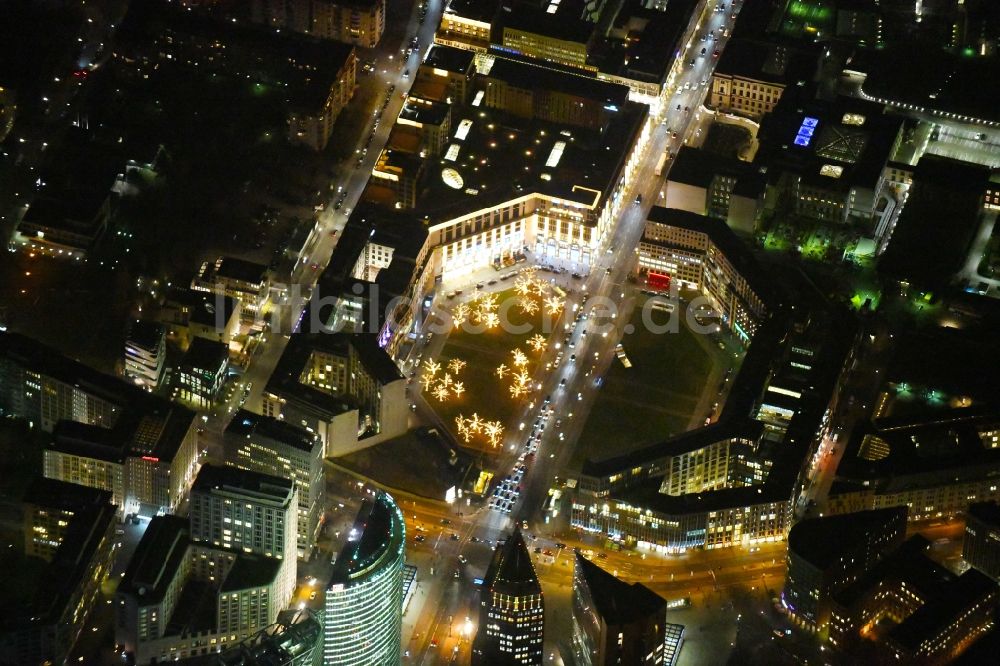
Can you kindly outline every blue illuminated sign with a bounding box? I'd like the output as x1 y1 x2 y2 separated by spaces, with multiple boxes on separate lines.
794 116 819 147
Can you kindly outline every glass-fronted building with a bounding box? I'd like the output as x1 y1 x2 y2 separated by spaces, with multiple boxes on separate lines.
323 491 405 665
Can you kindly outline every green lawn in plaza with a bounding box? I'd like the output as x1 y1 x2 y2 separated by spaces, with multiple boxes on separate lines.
574 297 715 466
427 288 560 450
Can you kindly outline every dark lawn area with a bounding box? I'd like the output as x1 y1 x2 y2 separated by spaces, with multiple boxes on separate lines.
574 298 714 467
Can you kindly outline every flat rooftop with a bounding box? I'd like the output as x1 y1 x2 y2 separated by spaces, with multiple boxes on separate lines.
226 409 321 454
713 38 817 86
787 507 907 569
422 44 475 74
192 464 295 503
878 155 988 288
181 336 229 371
861 42 1000 124
414 97 646 221
756 86 903 191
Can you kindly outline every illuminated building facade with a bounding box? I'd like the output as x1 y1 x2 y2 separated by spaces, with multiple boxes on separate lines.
176 337 229 409
323 492 406 666
472 529 544 665
286 45 357 150
638 207 769 343
261 333 407 457
707 40 816 121
191 257 272 323
188 465 298 610
116 509 293 664
572 299 857 554
827 535 998 661
224 410 325 558
827 405 1000 523
0 331 200 517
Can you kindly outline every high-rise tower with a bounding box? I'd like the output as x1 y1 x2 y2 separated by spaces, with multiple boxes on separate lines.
472 528 544 665
323 491 406 665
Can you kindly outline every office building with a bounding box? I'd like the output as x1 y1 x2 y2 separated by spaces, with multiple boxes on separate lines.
0 331 200 516
117 466 298 664
125 320 167 389
638 207 771 343
0 478 117 666
176 337 230 408
827 404 1000 523
708 39 817 120
756 88 904 230
324 491 406 666
12 128 120 260
472 529 544 665
286 44 357 151
436 0 699 104
251 0 386 48
828 536 998 661
189 465 298 607
571 293 858 554
262 333 407 457
782 507 908 636
965 501 1000 582
224 410 325 558
877 155 990 289
191 257 271 324
160 287 242 348
662 147 765 234
572 553 667 666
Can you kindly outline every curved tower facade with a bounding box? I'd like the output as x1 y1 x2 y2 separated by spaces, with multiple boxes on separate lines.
323 491 406 665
